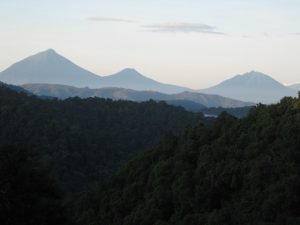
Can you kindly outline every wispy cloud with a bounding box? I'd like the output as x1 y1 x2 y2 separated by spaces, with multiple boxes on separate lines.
88 17 135 23
142 22 226 35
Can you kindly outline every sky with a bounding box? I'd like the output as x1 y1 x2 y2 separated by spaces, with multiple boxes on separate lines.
0 0 299 89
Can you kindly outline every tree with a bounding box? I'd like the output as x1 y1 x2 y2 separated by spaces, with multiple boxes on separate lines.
0 146 70 225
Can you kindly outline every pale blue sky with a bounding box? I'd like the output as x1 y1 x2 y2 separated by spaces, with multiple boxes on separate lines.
1 0 299 88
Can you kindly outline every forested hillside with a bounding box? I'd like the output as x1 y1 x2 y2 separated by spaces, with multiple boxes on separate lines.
200 106 252 118
77 94 300 225
2 84 300 225
0 85 202 192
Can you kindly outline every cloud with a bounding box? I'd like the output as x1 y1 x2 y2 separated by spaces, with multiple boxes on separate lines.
88 17 135 23
142 22 226 35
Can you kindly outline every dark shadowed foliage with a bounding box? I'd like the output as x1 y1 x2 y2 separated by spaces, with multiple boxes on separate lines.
0 85 202 192
77 94 300 225
0 145 71 225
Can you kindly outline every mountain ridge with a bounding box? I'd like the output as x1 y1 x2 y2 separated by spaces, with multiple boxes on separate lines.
289 83 300 91
22 83 254 108
1 49 298 101
0 49 191 94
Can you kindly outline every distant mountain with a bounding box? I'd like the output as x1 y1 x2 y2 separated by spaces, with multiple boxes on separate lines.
0 49 190 94
200 71 297 103
22 83 254 108
288 83 300 91
102 68 191 93
0 49 102 88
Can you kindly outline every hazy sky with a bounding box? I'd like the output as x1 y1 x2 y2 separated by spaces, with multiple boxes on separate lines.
0 0 299 88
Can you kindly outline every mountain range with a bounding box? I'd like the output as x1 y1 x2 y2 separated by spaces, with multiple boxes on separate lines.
0 49 298 104
22 84 253 108
0 49 190 94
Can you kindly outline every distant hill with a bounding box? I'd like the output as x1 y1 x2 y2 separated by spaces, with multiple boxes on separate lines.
165 99 206 112
0 81 31 94
289 83 300 91
22 83 254 108
0 49 190 94
201 71 297 103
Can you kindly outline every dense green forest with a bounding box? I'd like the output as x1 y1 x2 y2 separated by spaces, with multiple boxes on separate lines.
0 85 202 192
200 106 252 118
0 145 70 225
1 84 300 225
76 95 300 225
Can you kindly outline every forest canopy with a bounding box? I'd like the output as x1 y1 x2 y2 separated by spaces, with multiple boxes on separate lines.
77 95 300 225
1 85 300 225
0 85 202 192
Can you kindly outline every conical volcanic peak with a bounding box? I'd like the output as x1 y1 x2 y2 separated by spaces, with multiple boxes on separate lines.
0 49 102 87
201 71 297 103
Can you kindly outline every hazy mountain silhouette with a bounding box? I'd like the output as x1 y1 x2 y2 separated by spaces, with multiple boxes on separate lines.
102 68 190 93
200 71 297 103
0 49 102 88
22 83 254 108
0 49 190 94
288 83 300 91
2 50 295 101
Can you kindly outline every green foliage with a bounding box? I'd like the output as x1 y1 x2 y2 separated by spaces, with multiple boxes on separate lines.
81 96 300 225
2 84 300 225
200 106 252 118
0 86 201 192
0 145 70 225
